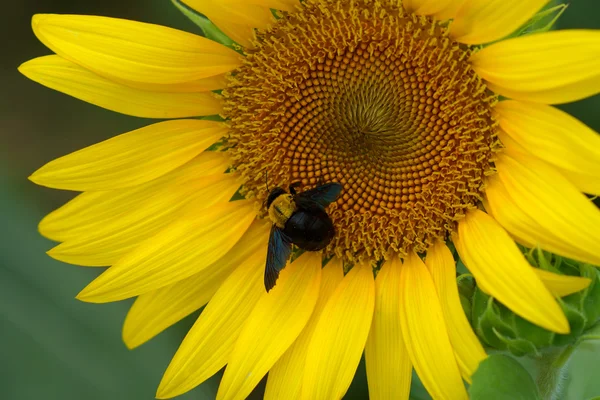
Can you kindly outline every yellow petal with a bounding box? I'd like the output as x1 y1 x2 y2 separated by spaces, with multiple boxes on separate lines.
47 173 242 266
534 268 591 298
123 220 270 349
76 200 255 302
492 153 600 267
216 252 321 400
364 256 412 400
494 178 589 268
454 209 569 333
29 120 226 191
399 252 467 400
32 14 241 90
264 258 344 400
157 251 265 399
19 55 223 118
118 74 228 93
403 0 453 15
425 242 486 383
486 172 600 266
470 30 600 104
451 0 549 45
302 261 375 400
39 151 230 242
495 101 600 195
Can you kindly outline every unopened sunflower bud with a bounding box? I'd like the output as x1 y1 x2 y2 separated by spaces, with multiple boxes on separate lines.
464 250 600 356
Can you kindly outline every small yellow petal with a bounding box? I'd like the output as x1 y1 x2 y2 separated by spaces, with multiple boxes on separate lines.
157 253 265 399
245 0 298 12
39 151 230 242
364 256 412 400
76 200 255 302
302 261 375 400
32 14 241 89
425 242 486 383
495 101 600 195
19 56 223 118
47 173 241 266
495 152 600 266
451 0 549 44
400 252 467 400
29 120 226 191
534 268 591 298
435 0 467 21
403 0 453 16
454 209 569 333
123 220 270 349
470 30 600 104
264 258 344 400
182 0 274 48
203 16 255 49
216 252 321 400
184 0 273 29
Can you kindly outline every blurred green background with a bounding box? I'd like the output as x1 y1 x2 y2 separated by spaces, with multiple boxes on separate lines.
1 1 599 399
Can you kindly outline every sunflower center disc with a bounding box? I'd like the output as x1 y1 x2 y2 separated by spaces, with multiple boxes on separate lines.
223 0 499 261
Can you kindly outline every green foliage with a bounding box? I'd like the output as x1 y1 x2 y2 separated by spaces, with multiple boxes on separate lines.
0 183 218 399
470 355 541 400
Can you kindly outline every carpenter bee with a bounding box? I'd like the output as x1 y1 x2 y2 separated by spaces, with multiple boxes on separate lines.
264 182 343 292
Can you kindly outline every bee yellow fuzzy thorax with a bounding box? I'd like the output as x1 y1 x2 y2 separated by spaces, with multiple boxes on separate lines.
268 194 296 228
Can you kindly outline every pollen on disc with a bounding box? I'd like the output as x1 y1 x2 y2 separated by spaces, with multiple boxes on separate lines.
223 0 500 262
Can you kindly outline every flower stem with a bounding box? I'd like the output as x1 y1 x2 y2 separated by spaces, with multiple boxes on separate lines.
535 346 575 400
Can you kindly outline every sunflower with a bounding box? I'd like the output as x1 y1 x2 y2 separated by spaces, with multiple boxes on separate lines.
19 0 600 399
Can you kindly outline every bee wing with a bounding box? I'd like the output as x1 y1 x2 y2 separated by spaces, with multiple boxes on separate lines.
296 182 343 209
265 224 293 292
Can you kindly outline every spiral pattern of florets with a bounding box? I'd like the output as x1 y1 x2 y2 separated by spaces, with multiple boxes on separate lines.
223 0 500 261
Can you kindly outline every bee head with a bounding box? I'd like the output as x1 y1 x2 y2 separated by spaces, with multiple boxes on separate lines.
266 187 287 209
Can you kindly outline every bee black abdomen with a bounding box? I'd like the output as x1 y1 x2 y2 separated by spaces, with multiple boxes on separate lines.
284 209 335 251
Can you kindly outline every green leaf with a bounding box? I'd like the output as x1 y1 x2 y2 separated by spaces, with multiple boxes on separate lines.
470 355 542 400
170 0 235 48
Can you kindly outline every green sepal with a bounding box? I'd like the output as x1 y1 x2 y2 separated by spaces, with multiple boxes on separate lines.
202 115 226 122
470 355 542 400
509 2 569 38
170 0 236 48
581 266 600 325
512 314 554 349
457 274 475 323
472 289 511 350
553 299 586 347
493 328 541 357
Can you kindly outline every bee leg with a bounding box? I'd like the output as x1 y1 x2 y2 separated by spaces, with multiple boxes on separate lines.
289 181 302 195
